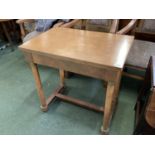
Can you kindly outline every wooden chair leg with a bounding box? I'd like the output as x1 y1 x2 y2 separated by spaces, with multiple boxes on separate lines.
101 81 115 134
30 62 48 111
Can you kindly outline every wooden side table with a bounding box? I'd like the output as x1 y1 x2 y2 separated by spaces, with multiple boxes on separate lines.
19 28 134 134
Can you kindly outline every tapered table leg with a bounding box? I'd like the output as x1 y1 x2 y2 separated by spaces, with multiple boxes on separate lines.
101 81 115 134
30 62 48 112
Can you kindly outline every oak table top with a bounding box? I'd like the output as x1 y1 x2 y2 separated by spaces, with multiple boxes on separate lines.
19 27 134 134
19 27 134 70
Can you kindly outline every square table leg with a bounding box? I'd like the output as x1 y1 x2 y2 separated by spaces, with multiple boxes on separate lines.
101 72 122 134
101 81 115 134
113 71 122 104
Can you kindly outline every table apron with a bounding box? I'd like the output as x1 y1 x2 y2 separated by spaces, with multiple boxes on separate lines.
24 52 119 82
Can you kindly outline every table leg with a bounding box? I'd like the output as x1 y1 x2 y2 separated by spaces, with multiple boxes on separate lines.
30 62 48 111
101 81 115 134
113 71 122 104
59 69 65 87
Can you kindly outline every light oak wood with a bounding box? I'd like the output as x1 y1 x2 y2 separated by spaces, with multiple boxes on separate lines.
101 82 115 134
56 93 104 113
110 20 119 33
16 19 35 40
25 52 118 81
58 19 139 80
113 71 122 103
16 19 81 40
117 19 138 34
46 86 64 105
20 27 134 70
59 69 65 87
30 62 48 111
19 27 134 134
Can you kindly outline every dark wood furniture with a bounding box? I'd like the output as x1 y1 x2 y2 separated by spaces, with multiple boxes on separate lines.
19 27 134 134
134 56 155 134
0 19 14 45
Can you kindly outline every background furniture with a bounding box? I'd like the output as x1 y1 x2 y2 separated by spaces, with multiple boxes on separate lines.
135 19 155 42
0 19 20 51
82 19 114 32
134 56 155 134
16 19 81 42
16 19 81 78
0 19 13 45
125 19 155 80
81 19 137 34
68 19 139 80
19 27 134 134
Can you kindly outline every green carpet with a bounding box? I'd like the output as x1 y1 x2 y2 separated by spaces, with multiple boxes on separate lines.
0 47 142 135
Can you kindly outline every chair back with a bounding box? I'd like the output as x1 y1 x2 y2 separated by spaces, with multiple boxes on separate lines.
137 19 155 34
82 19 138 35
